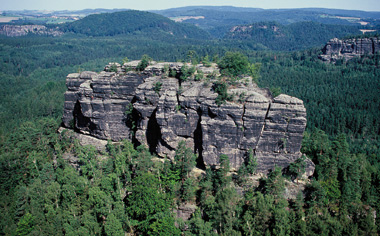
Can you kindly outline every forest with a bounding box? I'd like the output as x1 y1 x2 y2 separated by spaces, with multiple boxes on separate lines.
0 9 380 236
225 21 363 50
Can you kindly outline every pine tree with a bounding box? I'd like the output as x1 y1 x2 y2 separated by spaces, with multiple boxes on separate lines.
104 213 124 236
16 213 34 236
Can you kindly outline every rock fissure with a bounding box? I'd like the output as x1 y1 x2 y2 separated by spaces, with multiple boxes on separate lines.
255 102 271 151
62 62 314 174
194 107 205 169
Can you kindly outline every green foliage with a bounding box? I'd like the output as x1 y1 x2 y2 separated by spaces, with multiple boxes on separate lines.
174 141 196 181
218 51 250 76
186 209 217 236
153 81 162 95
212 187 241 235
241 191 273 235
125 172 176 234
258 50 380 137
213 81 233 106
104 213 124 236
248 63 261 83
180 63 196 82
270 86 282 97
169 68 177 77
288 155 307 183
187 50 199 64
264 167 285 199
122 56 129 64
175 104 181 112
109 63 118 73
136 54 152 71
194 69 205 81
245 149 258 175
172 141 197 203
238 92 246 103
225 21 362 51
1 20 380 236
62 10 210 39
162 64 170 78
202 55 212 67
16 213 34 236
237 149 257 185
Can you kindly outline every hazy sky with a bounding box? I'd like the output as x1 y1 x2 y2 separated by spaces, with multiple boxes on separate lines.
1 0 380 12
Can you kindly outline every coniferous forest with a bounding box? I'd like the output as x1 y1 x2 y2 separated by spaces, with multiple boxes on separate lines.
1 8 380 236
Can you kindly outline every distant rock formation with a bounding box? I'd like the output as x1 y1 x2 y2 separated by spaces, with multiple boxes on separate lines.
0 24 63 37
320 37 380 62
62 61 314 174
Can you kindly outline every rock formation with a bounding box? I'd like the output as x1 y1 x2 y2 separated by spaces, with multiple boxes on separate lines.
0 24 63 37
62 61 314 174
320 37 380 62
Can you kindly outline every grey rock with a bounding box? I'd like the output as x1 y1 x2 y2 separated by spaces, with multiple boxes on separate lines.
174 204 197 221
320 37 380 63
0 24 63 37
62 62 313 175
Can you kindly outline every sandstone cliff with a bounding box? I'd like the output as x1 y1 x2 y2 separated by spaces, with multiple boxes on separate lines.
320 37 380 62
0 24 63 37
62 61 314 174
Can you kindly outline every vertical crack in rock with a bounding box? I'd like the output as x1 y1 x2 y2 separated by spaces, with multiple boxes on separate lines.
255 102 271 150
227 114 242 150
240 103 246 150
125 98 142 148
194 107 205 169
146 109 161 154
282 115 291 153
147 108 175 155
73 100 97 133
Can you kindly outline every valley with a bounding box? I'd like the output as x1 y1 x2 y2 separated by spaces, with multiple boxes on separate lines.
0 6 379 236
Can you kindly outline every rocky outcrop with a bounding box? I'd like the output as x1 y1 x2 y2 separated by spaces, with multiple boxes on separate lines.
62 61 314 174
320 37 380 62
0 24 63 37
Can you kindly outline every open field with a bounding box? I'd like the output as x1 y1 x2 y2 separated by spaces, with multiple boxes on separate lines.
0 16 20 22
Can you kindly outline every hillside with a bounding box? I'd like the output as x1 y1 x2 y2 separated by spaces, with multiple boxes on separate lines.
1 5 380 235
1 29 380 234
225 21 362 50
61 10 211 39
154 6 380 38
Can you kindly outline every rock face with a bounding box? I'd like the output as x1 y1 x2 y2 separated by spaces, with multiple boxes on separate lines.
0 25 63 37
320 37 380 62
62 61 314 173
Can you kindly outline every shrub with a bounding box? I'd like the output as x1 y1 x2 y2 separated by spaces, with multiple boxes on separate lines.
136 54 152 71
218 51 250 77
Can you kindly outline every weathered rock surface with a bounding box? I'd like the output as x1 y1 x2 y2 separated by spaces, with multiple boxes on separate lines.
0 24 63 37
320 37 380 62
62 61 314 174
174 204 197 222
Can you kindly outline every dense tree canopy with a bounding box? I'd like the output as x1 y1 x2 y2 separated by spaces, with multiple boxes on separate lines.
0 28 379 235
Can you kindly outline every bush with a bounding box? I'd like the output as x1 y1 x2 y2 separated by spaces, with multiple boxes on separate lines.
218 51 250 77
154 81 162 95
213 81 233 106
136 54 152 71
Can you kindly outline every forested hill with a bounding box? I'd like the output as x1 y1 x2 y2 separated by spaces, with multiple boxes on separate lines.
225 21 362 51
153 6 380 38
61 10 211 39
